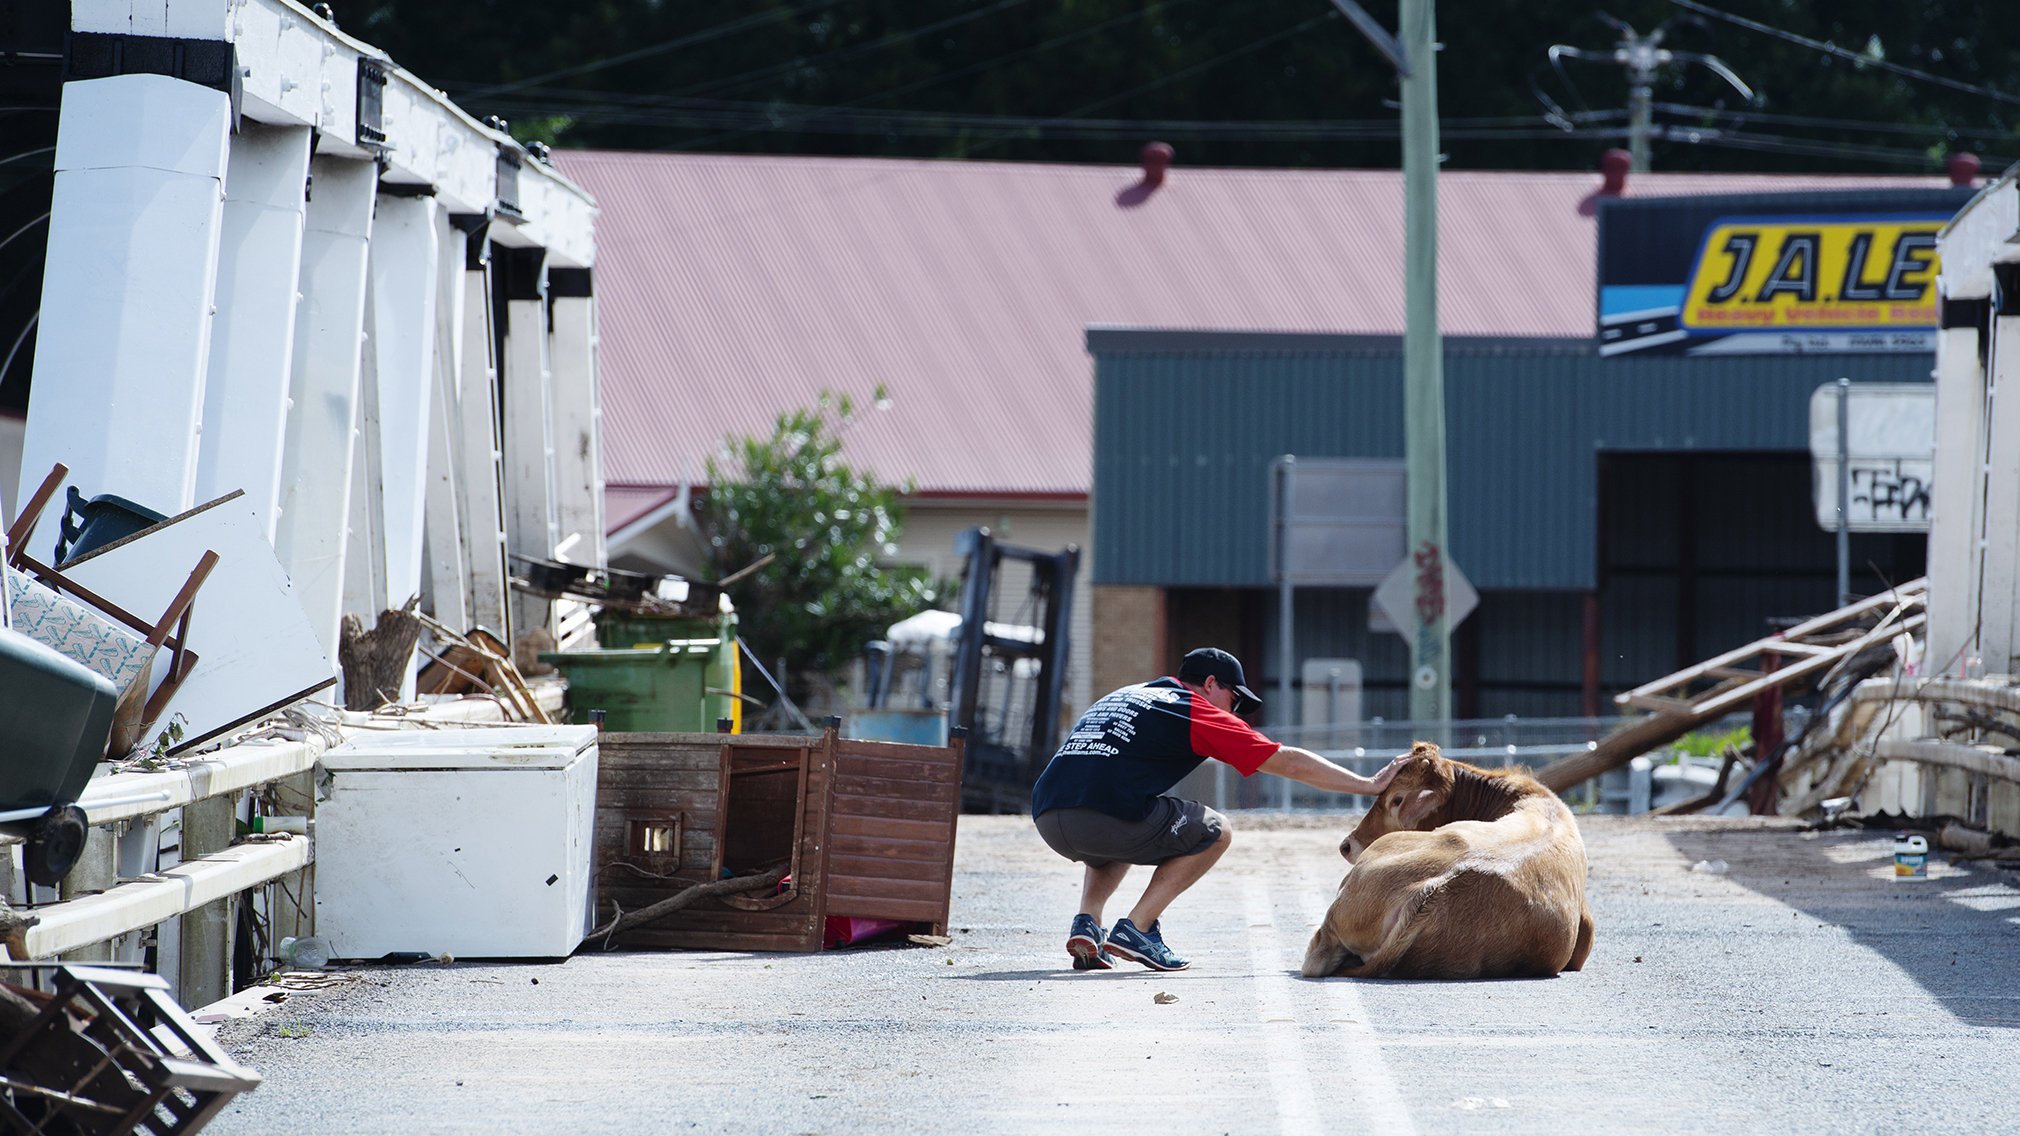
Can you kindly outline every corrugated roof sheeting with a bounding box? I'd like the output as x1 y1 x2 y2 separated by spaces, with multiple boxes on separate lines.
1092 331 1933 589
555 148 1941 497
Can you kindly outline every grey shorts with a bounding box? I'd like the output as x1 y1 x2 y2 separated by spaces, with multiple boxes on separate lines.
1034 797 1227 867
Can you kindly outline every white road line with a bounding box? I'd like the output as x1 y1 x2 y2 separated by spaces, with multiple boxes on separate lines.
1289 885 1419 1136
1240 882 1324 1136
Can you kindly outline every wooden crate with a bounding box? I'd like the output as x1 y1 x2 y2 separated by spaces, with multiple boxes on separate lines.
593 725 965 952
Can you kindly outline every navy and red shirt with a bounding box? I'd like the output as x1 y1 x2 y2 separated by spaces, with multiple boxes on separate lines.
1030 677 1281 822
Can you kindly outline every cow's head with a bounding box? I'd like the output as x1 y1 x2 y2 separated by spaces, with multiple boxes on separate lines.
1343 742 1453 863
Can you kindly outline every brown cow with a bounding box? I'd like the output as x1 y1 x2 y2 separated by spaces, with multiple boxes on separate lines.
1301 742 1595 979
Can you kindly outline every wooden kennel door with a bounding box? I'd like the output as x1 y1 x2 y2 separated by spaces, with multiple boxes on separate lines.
820 734 966 935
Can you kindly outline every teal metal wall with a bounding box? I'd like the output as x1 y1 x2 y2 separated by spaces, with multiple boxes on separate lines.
1090 329 1934 590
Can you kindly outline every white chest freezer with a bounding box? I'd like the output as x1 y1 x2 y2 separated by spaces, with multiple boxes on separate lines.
315 725 599 959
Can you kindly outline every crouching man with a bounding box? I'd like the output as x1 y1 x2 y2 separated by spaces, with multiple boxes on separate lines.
1031 647 1406 972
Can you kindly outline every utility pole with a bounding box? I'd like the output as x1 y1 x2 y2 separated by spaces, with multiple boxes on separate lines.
1332 0 1448 721
1546 17 1752 174
1622 30 1658 172
1398 0 1448 722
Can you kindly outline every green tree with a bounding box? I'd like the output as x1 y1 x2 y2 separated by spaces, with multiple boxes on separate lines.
701 392 940 698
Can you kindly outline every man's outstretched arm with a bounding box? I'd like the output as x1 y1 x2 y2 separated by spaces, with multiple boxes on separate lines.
1257 748 1407 796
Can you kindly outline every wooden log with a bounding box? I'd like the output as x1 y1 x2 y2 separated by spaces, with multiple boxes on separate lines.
339 599 421 710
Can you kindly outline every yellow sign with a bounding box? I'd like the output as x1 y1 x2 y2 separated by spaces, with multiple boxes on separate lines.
1680 216 1943 333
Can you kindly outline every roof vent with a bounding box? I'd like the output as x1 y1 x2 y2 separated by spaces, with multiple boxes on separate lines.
1577 149 1633 217
1948 151 1981 187
1116 142 1174 208
1141 141 1173 187
1598 149 1631 195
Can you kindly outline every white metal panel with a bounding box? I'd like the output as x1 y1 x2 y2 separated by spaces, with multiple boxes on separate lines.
70 0 134 35
275 154 374 658
61 494 337 749
425 218 469 629
128 0 168 36
164 0 231 40
232 0 325 128
1925 325 1984 674
52 73 230 178
1807 383 1936 532
1981 317 2020 674
320 725 596 770
195 123 312 541
458 264 510 636
1937 178 2019 300
368 194 441 610
549 295 601 569
1271 458 1407 586
315 735 596 958
1299 657 1363 746
504 295 558 633
21 76 230 557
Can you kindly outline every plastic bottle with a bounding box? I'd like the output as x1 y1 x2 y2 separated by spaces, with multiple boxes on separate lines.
278 936 332 969
1893 832 1929 879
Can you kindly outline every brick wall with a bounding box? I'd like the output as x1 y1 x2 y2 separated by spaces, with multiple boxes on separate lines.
1091 584 1165 701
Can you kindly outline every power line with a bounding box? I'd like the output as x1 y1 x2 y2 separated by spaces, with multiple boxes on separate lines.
607 0 1202 153
852 0 1201 110
1053 9 1339 122
1648 101 2013 141
670 8 1340 153
1668 0 2020 108
451 0 848 100
674 0 1037 100
480 91 2005 166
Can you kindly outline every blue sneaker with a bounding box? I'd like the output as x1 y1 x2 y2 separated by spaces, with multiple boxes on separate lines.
1106 918 1190 971
1068 914 1113 970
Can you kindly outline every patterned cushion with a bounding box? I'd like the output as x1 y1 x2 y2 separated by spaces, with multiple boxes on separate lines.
4 567 153 692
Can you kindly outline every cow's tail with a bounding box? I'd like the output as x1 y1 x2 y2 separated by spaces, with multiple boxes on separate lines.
1335 882 1437 979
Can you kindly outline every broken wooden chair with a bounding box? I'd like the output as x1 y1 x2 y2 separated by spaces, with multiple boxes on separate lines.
0 964 261 1134
5 464 218 756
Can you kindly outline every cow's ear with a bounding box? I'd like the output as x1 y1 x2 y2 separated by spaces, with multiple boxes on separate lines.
1401 788 1441 827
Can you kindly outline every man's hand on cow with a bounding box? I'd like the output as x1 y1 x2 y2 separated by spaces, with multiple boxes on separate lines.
1366 755 1410 794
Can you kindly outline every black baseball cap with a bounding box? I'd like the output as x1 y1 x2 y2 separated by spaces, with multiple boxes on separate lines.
1178 647 1263 715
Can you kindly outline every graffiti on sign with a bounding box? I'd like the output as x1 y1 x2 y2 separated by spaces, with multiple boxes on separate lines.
1413 541 1444 626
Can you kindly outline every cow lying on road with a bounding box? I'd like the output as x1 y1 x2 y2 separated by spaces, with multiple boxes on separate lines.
1302 742 1595 979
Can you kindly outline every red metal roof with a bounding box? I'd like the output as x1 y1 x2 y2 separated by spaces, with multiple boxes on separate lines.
556 150 1945 501
604 484 681 534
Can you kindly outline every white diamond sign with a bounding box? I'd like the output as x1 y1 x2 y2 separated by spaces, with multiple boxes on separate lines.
1370 554 1477 637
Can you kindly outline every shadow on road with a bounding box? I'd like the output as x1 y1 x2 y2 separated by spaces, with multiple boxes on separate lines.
1665 827 2020 1028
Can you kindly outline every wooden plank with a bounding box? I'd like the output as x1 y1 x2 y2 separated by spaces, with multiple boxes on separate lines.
604 731 807 749
829 794 955 824
1619 693 1700 714
608 906 819 933
829 813 952 843
833 755 959 784
826 834 949 861
822 894 944 922
820 869 945 897
825 854 950 882
832 773 960 801
618 928 823 952
1617 581 1925 701
589 760 719 788
835 738 962 764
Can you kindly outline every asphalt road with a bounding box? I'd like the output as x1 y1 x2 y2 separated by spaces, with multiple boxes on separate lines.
206 813 2020 1135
